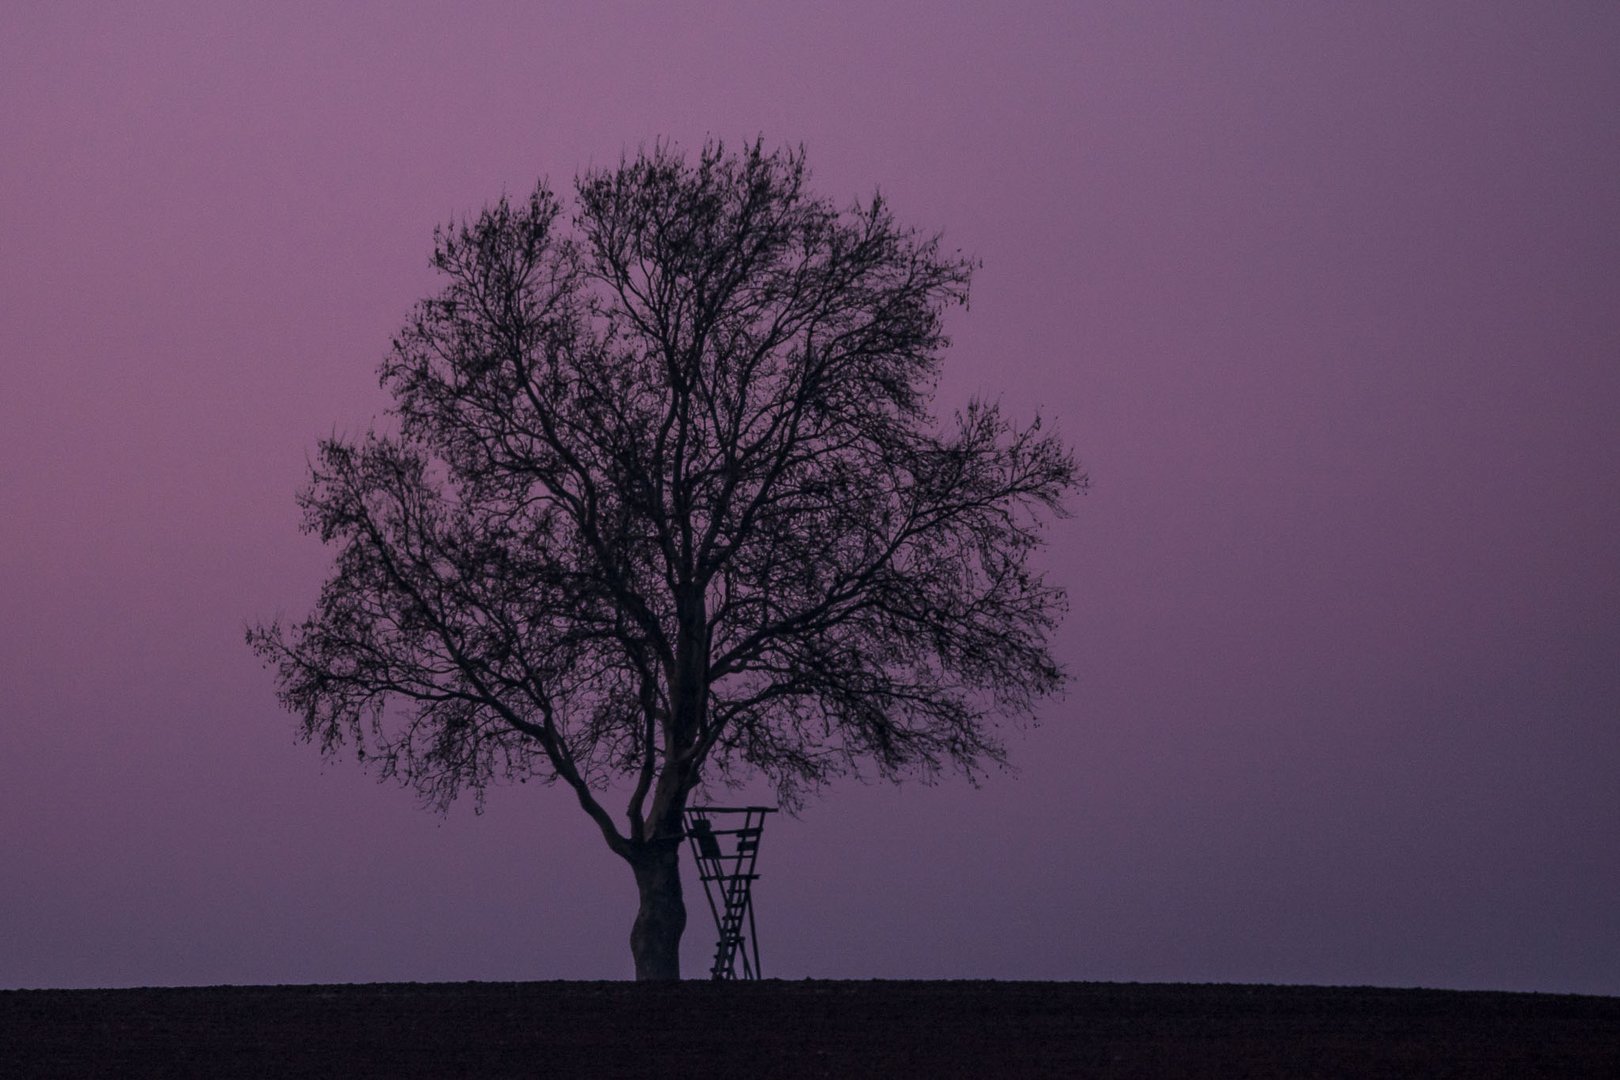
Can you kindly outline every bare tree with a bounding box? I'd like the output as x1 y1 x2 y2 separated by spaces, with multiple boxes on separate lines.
249 141 1082 980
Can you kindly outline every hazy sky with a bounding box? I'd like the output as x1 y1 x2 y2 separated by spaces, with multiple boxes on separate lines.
3 3 1617 994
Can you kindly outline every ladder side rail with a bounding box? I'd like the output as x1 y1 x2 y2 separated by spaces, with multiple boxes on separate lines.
740 807 765 978
684 811 731 975
696 847 725 944
745 875 761 979
709 875 735 978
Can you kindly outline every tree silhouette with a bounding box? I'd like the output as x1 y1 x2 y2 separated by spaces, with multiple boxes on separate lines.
249 141 1082 980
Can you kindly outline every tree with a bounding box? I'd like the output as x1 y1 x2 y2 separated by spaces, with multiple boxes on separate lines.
249 141 1083 980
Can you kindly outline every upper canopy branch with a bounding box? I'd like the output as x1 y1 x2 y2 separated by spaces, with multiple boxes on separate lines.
250 139 1082 833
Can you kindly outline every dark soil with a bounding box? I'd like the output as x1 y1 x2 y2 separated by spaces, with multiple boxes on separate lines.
3 979 1616 1078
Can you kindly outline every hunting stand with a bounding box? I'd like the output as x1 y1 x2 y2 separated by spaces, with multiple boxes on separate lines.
683 805 775 980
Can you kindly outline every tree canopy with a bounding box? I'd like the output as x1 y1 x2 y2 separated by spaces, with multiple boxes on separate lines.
249 140 1082 978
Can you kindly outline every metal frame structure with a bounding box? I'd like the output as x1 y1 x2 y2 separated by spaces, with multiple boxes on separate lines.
683 805 775 980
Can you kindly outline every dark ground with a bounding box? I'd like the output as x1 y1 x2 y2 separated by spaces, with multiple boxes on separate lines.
2 979 1616 1078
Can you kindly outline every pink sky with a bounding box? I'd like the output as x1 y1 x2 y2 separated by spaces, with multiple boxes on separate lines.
3 3 1618 993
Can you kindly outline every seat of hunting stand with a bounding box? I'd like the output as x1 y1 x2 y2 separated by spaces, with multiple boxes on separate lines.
689 821 723 859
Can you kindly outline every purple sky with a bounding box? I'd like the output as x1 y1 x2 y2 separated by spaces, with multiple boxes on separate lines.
3 3 1618 994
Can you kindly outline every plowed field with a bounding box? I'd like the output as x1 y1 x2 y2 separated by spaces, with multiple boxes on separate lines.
4 979 1616 1078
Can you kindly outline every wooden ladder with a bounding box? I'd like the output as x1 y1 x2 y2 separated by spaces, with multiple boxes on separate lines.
684 806 775 980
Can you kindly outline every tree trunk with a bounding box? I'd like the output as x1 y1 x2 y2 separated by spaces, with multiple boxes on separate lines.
627 843 686 981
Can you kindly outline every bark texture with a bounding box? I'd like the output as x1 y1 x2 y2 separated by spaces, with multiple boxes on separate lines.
627 844 686 981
